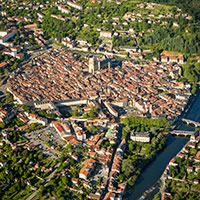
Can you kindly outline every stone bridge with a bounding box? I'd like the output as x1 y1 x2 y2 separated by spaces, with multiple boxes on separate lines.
182 118 200 127
170 130 195 137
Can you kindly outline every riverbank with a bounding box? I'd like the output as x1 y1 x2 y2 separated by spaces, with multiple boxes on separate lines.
160 140 188 196
137 180 161 200
127 88 200 200
127 137 188 200
160 129 200 199
174 86 200 129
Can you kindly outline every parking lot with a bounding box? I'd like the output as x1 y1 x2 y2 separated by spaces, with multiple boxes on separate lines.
24 126 65 159
41 126 65 147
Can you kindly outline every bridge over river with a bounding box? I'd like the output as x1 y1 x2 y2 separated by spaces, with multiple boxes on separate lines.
181 118 200 127
170 130 195 137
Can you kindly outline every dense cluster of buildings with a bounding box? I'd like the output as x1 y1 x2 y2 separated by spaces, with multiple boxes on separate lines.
7 48 190 120
72 122 86 141
26 112 48 126
0 107 15 122
0 28 24 59
47 119 124 199
79 158 96 180
105 139 127 199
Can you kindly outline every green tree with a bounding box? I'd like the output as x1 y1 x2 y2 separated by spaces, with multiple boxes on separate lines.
191 84 197 95
86 125 99 135
0 122 5 129
122 159 135 174
87 107 98 118
153 193 160 200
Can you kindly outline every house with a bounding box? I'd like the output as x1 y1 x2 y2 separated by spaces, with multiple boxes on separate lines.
129 53 143 60
104 192 122 200
168 158 178 167
16 53 24 59
37 13 44 19
72 122 86 141
17 112 29 123
89 193 101 200
71 152 79 161
178 55 185 64
134 99 146 112
161 56 168 63
177 152 186 159
58 5 71 14
50 121 71 139
196 56 200 63
83 180 91 188
2 50 17 57
72 178 79 186
17 124 30 131
190 131 199 142
61 7 71 14
0 62 7 69
173 22 179 27
111 99 128 108
186 166 193 173
194 165 200 173
0 108 15 122
1 11 7 16
65 41 75 48
24 24 38 30
100 31 112 38
104 102 118 117
0 160 7 168
67 1 82 10
130 132 150 143
188 142 196 148
26 113 47 126
79 158 96 180
138 32 143 36
168 56 178 63
0 30 16 43
194 151 200 162
51 14 68 22
76 39 88 46
116 183 127 195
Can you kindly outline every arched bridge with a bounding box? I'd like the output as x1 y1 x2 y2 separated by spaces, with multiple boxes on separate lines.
170 130 195 137
182 118 200 127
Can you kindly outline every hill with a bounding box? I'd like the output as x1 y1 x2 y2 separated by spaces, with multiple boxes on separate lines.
146 0 200 20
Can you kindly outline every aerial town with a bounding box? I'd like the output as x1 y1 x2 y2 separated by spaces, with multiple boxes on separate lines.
7 48 190 120
0 0 200 200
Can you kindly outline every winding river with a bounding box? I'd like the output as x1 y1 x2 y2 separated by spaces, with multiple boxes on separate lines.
128 93 200 200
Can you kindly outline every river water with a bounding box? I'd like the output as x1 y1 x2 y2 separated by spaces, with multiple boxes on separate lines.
128 93 200 200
